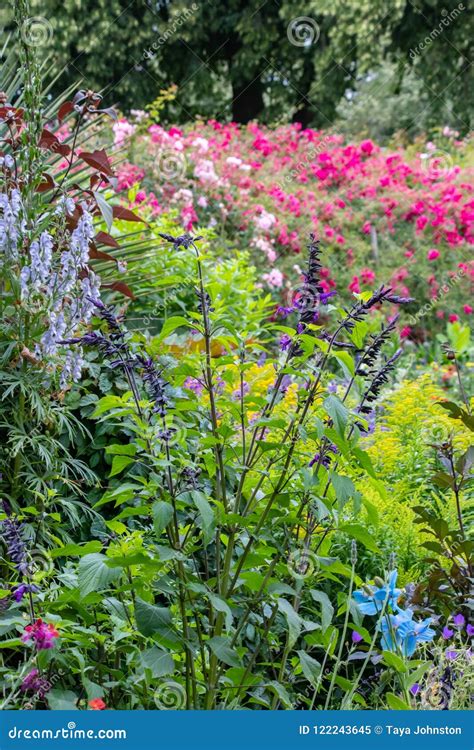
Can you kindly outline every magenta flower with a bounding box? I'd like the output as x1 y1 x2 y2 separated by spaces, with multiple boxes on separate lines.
20 669 51 698
22 619 59 650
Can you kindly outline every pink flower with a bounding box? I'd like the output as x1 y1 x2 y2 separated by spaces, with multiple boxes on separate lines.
400 326 412 338
463 305 473 314
348 276 360 294
427 249 440 261
22 619 59 650
448 314 459 322
360 139 374 155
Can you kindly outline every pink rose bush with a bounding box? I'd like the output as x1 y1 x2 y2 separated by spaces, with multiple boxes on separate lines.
114 120 473 334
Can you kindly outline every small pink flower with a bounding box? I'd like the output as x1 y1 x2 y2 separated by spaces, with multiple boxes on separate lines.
463 305 473 314
400 326 412 338
427 249 440 261
448 314 459 323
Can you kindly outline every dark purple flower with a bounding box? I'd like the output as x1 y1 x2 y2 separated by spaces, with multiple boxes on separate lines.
320 290 337 305
410 683 420 696
467 624 474 637
13 584 39 603
279 334 292 352
20 669 51 699
351 630 363 644
1 518 30 575
442 626 454 640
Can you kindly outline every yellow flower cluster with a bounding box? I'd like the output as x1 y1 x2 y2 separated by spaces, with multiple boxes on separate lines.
357 373 472 577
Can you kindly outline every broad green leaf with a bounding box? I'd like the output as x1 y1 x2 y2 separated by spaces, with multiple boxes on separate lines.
78 553 122 597
158 316 190 341
310 590 334 633
331 473 355 508
50 541 102 558
386 692 411 710
208 594 233 631
109 455 134 478
135 597 172 637
47 689 79 710
105 443 137 457
297 650 321 687
207 636 241 667
339 523 380 554
152 501 174 536
323 395 349 437
141 646 174 678
383 651 407 673
277 598 301 649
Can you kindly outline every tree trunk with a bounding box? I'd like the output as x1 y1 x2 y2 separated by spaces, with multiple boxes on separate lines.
231 74 264 123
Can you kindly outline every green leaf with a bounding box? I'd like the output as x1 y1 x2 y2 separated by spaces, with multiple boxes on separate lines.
297 650 321 687
309 590 334 633
207 636 241 667
339 523 380 554
333 350 355 376
447 321 470 353
208 594 233 631
191 490 215 544
277 598 301 649
324 395 349 437
331 473 355 509
141 647 174 678
78 553 122 597
47 689 79 710
135 597 172 637
152 501 174 536
386 692 411 710
109 455 134 478
382 651 407 673
50 541 102 558
158 316 190 341
95 192 113 231
349 320 369 349
105 443 137 457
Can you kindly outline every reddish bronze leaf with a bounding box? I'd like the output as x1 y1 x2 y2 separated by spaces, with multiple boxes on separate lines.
95 231 119 248
102 281 135 300
36 173 56 193
57 101 74 122
89 245 117 262
80 149 114 176
112 205 147 224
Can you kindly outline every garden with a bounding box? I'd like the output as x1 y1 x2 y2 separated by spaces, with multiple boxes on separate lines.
0 0 473 715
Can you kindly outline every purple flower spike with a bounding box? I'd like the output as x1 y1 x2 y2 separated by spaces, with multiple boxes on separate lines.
442 626 454 640
453 613 466 627
351 630 363 644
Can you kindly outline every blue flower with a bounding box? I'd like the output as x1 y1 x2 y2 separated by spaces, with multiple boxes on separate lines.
353 570 402 616
381 608 435 657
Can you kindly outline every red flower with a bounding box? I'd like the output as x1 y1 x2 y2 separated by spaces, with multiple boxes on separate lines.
89 698 107 710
